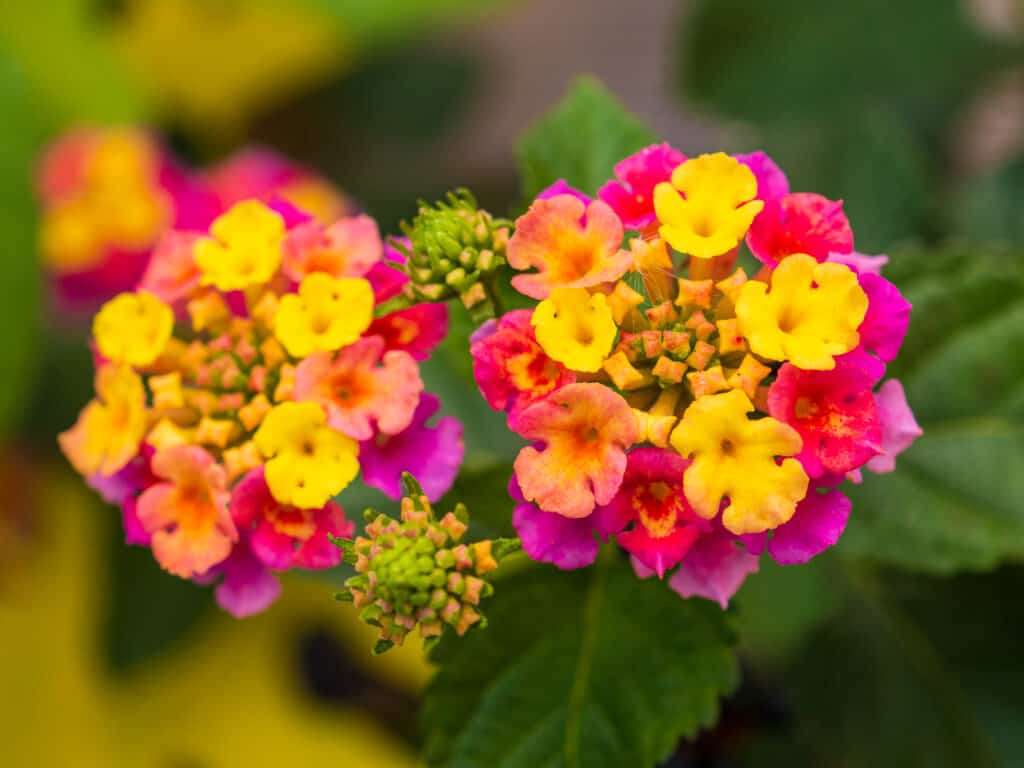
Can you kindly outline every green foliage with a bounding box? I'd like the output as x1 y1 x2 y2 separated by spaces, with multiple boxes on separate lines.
955 155 1024 245
841 245 1024 571
422 553 738 768
0 54 44 438
517 77 655 199
310 0 508 48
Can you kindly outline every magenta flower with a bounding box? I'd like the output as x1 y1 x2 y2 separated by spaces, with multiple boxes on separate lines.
866 379 923 473
666 532 760 609
597 447 704 578
768 350 885 478
746 192 854 267
471 309 575 422
230 467 355 570
598 143 686 230
745 488 851 565
368 303 449 361
359 394 464 502
538 179 591 205
210 536 283 618
857 273 912 362
510 477 602 570
735 151 790 201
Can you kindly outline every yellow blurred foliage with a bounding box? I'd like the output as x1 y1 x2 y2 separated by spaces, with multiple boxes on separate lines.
0 467 430 767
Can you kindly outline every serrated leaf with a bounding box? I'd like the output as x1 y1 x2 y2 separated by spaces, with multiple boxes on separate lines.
841 245 1024 571
422 554 738 768
517 77 655 199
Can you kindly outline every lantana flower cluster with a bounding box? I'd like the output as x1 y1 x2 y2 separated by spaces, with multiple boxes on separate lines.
59 192 463 617
37 127 350 315
471 145 921 606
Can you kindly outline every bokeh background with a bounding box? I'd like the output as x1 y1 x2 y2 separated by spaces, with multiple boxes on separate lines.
2 1 1024 765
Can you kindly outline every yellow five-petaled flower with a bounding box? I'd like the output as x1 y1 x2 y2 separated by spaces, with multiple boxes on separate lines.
531 287 617 373
193 200 285 291
273 272 374 358
93 290 174 366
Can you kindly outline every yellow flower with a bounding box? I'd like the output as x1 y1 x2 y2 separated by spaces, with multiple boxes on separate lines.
653 153 763 259
93 291 173 366
274 273 374 358
736 253 868 370
253 402 359 508
531 287 617 373
670 389 808 535
58 365 147 477
194 200 285 291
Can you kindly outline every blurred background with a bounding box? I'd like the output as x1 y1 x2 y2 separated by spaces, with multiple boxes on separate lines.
2 0 1024 765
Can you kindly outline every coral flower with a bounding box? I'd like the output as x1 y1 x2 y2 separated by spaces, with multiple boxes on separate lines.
59 364 148 478
531 287 618 373
253 402 360 508
507 195 631 299
137 231 202 307
513 383 639 518
598 447 703 578
736 253 868 370
230 467 355 570
598 143 686 230
293 335 423 440
653 152 764 259
92 290 173 366
670 389 808 535
768 350 885 477
471 309 574 420
193 200 285 290
281 214 382 282
273 273 374 357
136 445 236 578
746 193 853 267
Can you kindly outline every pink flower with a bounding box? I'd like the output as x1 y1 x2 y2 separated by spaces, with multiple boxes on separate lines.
136 445 236 578
471 309 575 422
230 467 354 570
293 336 423 441
281 215 382 282
735 151 789 201
597 447 703 578
666 531 760 609
857 273 912 362
598 143 686 229
538 179 591 205
768 350 885 478
137 230 202 306
866 379 922 473
369 238 411 302
829 251 889 275
359 394 464 502
745 488 851 565
513 383 639 518
746 192 854 267
211 537 283 618
510 476 602 570
507 195 631 299
120 496 151 546
368 303 449 361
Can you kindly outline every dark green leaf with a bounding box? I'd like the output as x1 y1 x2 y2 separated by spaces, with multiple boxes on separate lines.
517 77 655 199
842 245 1024 571
954 155 1024 244
422 553 738 767
436 462 516 540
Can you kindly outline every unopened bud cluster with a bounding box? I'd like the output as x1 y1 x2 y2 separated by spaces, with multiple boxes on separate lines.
337 474 519 653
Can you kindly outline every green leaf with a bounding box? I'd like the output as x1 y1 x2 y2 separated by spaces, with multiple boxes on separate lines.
748 562 1004 767
0 53 44 438
436 463 516 540
517 77 655 199
309 0 508 48
422 553 738 767
841 245 1024 571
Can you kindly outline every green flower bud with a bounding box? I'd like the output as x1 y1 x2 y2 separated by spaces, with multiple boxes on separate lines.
335 473 520 653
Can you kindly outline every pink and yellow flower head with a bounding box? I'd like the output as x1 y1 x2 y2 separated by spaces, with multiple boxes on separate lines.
36 127 219 313
506 195 632 299
482 143 917 608
281 214 382 282
59 195 460 617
